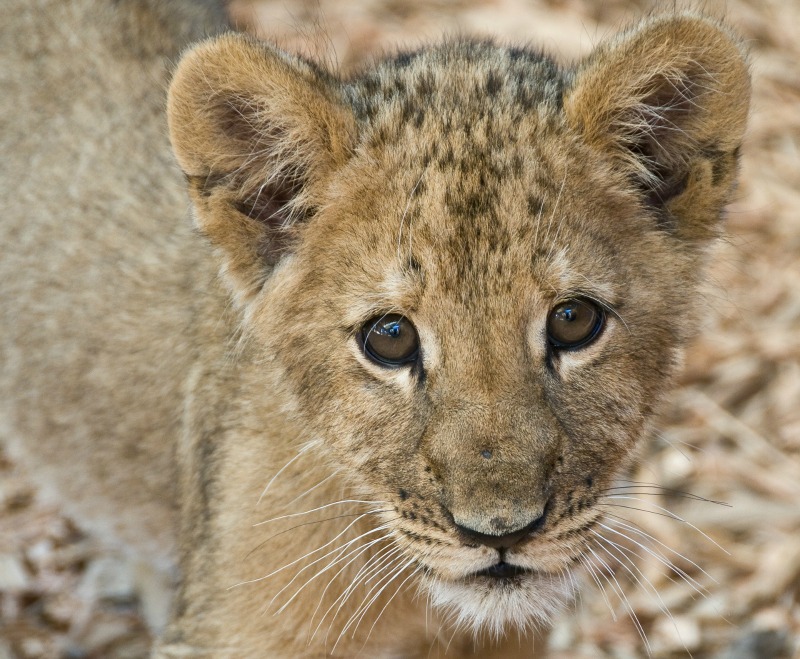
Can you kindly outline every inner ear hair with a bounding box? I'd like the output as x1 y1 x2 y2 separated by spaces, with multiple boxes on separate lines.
564 13 750 229
623 64 712 207
168 32 357 301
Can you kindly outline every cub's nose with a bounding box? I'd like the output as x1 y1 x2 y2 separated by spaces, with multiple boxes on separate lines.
453 510 547 550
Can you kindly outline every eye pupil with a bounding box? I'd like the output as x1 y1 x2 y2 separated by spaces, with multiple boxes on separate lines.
546 298 604 349
361 314 419 366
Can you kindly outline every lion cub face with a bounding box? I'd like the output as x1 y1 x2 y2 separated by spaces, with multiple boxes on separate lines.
169 14 749 632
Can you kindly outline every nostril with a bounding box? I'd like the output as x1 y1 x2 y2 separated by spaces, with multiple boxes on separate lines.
454 508 547 550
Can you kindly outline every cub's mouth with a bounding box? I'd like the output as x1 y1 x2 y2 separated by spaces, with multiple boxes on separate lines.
471 561 532 580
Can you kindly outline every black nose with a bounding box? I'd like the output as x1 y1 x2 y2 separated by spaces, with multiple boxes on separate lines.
454 512 546 550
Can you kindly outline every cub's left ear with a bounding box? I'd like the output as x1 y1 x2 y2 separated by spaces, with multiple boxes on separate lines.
168 33 357 307
564 14 750 241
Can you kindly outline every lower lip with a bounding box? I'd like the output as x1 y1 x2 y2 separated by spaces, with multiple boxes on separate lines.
472 562 532 580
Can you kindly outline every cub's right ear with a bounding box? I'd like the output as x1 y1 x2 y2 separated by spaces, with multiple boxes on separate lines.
168 33 357 307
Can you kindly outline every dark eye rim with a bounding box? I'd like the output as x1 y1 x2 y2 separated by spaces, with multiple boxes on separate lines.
358 314 420 367
546 297 606 351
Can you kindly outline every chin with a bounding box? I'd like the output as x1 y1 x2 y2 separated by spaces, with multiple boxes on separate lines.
421 569 578 640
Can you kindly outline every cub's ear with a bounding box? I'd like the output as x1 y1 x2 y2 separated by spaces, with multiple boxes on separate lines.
168 33 356 306
564 14 750 241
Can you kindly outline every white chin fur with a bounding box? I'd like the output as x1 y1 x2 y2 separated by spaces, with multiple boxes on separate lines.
423 572 577 640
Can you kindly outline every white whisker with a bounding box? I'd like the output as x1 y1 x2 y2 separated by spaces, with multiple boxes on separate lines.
257 446 313 505
363 565 422 643
325 553 409 649
586 544 652 655
285 469 342 507
334 558 416 652
308 543 402 642
600 517 715 591
600 495 728 554
579 555 617 622
592 529 688 653
274 533 392 614
232 512 384 588
253 499 388 527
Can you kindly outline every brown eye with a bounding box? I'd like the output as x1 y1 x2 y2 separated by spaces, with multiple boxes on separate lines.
546 298 604 349
360 314 420 366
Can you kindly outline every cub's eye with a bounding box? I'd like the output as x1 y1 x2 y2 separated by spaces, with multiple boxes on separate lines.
546 298 604 349
360 314 420 366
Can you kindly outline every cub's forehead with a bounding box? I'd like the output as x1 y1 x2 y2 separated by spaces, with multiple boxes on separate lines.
321 40 635 313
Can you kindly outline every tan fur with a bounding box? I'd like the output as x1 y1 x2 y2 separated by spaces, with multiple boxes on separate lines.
0 2 749 657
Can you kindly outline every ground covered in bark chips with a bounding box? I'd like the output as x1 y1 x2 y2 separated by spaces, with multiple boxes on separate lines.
1 0 798 657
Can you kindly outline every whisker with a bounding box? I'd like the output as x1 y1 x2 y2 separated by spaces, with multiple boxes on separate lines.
602 483 729 506
327 553 407 650
232 512 387 588
336 557 416 649
652 430 698 460
323 549 408 645
592 529 691 654
578 555 618 622
396 169 426 265
285 469 342 507
308 543 402 642
362 565 422 644
350 558 417 636
277 522 401 598
257 446 313 504
444 610 463 656
253 499 390 527
246 509 392 560
586 545 652 655
601 516 716 589
599 495 729 554
598 502 686 521
274 533 392 615
539 169 568 257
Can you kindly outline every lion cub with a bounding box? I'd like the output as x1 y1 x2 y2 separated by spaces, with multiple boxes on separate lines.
0 0 749 656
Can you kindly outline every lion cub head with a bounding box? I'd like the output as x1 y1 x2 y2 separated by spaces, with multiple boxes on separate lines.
168 14 749 633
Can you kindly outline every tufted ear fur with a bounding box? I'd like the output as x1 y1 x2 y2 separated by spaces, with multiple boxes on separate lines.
564 14 750 241
168 33 357 306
